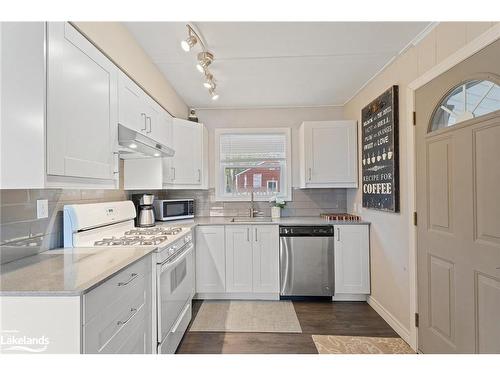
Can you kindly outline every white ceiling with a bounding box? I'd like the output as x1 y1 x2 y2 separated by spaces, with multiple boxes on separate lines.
125 22 431 109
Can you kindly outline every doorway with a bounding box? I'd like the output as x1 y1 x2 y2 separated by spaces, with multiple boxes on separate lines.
415 39 500 353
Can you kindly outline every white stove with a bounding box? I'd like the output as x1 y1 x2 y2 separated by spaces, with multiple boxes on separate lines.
63 200 195 354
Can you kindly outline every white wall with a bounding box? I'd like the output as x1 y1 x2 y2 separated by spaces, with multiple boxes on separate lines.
344 22 498 334
196 106 344 189
73 22 188 119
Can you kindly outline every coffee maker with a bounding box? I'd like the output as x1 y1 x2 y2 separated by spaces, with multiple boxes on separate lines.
132 194 155 227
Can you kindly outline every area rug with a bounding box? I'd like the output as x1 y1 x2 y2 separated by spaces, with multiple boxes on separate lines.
312 335 415 354
189 300 302 333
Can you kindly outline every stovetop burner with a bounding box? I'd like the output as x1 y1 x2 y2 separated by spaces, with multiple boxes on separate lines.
93 226 183 247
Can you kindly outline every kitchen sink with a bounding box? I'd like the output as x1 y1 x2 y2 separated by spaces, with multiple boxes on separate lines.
230 217 274 223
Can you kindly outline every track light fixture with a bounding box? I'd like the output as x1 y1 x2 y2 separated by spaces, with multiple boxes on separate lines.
180 24 220 101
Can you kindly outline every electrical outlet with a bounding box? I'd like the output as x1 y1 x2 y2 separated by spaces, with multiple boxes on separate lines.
36 199 48 219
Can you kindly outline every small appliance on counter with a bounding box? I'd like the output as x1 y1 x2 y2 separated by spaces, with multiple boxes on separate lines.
154 199 194 221
132 194 156 227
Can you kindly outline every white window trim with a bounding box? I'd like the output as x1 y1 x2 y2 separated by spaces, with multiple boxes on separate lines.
214 128 292 202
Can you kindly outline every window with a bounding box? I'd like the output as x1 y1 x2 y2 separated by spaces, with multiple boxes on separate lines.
215 128 292 201
430 79 500 132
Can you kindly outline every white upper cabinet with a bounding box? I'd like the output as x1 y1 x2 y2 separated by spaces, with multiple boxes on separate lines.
163 119 208 189
299 121 358 188
118 72 147 134
1 22 46 189
46 22 118 182
334 224 370 296
118 71 172 147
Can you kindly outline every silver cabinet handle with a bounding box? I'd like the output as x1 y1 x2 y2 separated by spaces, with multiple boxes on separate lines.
247 227 250 242
146 116 152 133
255 227 258 242
336 227 341 241
171 167 176 181
117 308 137 326
198 169 201 182
118 273 138 286
308 168 312 181
140 113 147 131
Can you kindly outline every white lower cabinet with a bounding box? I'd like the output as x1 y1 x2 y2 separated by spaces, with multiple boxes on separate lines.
333 225 370 297
195 225 279 298
195 226 226 293
83 255 154 354
225 226 254 293
252 225 280 293
0 255 154 354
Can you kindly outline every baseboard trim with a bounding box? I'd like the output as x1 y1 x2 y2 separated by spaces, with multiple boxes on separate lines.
366 296 411 345
195 292 280 300
332 294 367 301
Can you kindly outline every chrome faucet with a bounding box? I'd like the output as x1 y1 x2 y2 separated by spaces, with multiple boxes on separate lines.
249 191 262 218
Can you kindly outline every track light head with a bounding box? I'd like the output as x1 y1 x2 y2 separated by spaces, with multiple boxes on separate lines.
209 88 219 101
196 52 214 72
203 73 215 89
181 34 197 52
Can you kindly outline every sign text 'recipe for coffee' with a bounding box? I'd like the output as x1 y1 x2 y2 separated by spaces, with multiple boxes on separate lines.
361 86 400 212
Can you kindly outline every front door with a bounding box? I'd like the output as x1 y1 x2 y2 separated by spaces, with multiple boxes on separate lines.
415 39 500 353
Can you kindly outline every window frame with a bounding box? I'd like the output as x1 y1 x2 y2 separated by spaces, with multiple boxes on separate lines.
214 127 292 202
428 74 500 133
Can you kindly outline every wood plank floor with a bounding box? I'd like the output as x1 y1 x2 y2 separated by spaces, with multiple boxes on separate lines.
176 300 399 354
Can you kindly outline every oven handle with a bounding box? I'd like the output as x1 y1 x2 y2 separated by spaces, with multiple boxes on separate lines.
159 243 193 273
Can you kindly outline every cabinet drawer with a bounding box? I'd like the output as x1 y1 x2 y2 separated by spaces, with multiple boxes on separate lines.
84 256 151 323
84 292 147 354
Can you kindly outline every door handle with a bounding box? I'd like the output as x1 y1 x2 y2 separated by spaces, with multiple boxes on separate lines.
336 227 341 241
255 227 258 242
118 273 138 286
247 227 250 242
140 113 147 131
117 308 138 326
171 167 176 181
198 169 201 182
308 168 312 181
146 116 152 133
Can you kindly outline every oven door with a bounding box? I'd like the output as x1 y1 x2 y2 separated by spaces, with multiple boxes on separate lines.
156 243 194 343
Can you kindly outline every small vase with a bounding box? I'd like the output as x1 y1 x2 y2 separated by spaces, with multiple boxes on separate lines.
271 206 281 219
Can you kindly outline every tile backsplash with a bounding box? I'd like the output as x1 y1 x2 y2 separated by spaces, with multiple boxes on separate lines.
0 187 346 262
165 188 347 218
0 189 128 263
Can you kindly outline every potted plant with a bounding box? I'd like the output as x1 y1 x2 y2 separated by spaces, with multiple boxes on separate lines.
269 196 286 218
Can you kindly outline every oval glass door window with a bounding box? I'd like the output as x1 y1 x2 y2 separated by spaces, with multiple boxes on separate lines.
430 79 500 132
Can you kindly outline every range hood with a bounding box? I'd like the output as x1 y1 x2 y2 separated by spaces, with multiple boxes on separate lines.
118 124 175 158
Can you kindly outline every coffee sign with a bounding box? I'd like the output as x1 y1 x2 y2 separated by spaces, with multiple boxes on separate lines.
361 86 399 212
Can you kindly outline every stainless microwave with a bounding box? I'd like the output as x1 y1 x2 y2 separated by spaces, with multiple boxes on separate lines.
153 199 194 221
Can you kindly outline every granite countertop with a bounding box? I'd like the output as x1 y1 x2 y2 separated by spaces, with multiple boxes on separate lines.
0 246 156 296
159 216 370 227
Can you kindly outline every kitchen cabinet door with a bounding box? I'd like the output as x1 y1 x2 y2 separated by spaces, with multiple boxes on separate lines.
225 226 253 293
166 119 205 186
334 225 370 294
252 225 279 293
300 121 358 188
118 71 148 134
195 226 226 293
46 22 118 181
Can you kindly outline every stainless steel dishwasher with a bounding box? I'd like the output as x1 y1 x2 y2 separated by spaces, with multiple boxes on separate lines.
279 226 334 297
